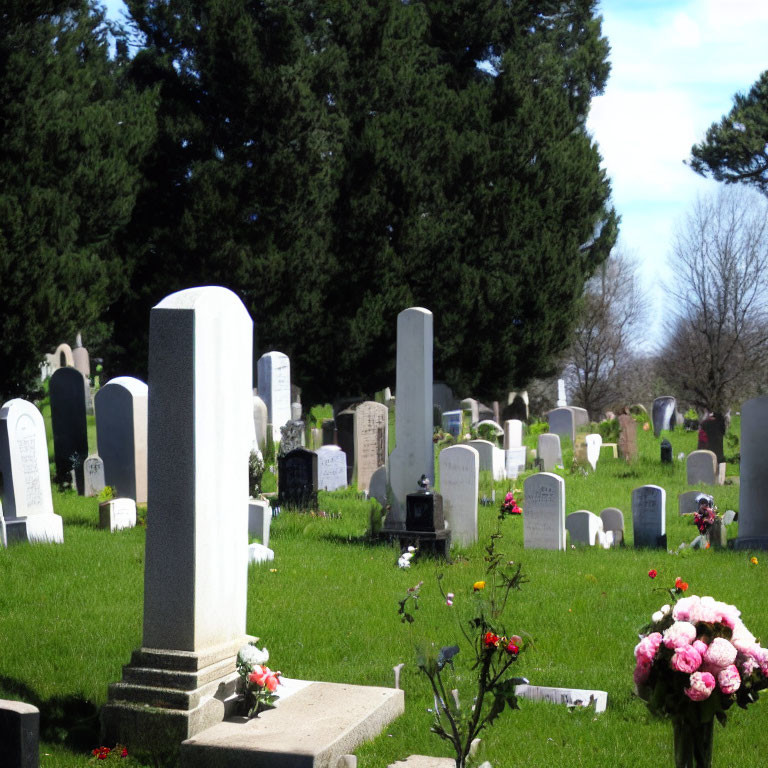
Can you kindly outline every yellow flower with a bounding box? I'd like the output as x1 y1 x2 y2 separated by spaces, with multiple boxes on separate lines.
751 557 758 566
473 581 486 591
269 568 278 573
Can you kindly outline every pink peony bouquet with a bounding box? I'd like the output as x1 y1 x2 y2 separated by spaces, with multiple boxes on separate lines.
634 593 768 724
500 492 522 517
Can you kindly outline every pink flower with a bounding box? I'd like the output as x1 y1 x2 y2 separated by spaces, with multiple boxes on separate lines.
635 632 663 665
703 638 737 670
663 621 697 649
634 661 652 685
670 645 702 674
692 640 708 656
740 656 759 677
717 665 741 695
685 671 716 701
265 672 280 692
731 620 757 653
672 595 701 623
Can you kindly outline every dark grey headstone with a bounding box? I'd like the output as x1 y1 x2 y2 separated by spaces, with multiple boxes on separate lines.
660 439 672 464
0 698 39 768
698 414 725 464
652 396 676 436
49 367 88 493
335 408 355 484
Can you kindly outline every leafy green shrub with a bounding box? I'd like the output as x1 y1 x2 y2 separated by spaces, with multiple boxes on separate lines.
598 419 619 443
97 486 115 502
528 420 548 437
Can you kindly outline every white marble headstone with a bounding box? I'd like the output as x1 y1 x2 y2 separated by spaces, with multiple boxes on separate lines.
99 498 137 532
537 433 562 472
316 445 347 491
468 440 505 481
523 472 566 550
566 510 604 546
257 351 291 443
0 399 63 544
84 455 106 497
585 433 602 471
503 419 523 450
439 444 479 547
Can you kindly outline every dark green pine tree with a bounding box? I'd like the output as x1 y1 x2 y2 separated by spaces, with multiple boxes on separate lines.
112 0 616 405
0 1 156 401
690 71 768 195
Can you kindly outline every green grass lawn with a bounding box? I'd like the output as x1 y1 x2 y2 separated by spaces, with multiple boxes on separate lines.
1 415 764 767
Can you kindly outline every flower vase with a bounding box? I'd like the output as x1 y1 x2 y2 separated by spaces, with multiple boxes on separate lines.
672 718 714 768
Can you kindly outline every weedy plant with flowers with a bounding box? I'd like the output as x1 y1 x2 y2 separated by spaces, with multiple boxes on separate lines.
235 641 281 717
397 502 529 768
500 491 522 516
634 572 768 768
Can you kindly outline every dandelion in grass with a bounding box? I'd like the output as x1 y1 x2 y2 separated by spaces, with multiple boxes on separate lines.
751 557 759 565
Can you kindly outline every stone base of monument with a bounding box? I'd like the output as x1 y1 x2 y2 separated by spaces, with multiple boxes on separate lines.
732 536 768 551
101 637 251 759
180 679 404 768
4 513 64 545
379 526 451 559
387 756 455 768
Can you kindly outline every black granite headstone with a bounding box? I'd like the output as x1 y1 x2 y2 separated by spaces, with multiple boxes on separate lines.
660 439 672 464
698 414 725 464
278 448 318 508
406 477 444 532
0 699 39 768
321 419 336 446
49 367 88 493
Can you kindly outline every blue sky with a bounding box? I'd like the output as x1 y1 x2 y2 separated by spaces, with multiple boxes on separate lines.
103 0 768 345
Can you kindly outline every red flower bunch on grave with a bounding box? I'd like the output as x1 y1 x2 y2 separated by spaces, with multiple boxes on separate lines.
89 745 128 763
648 569 658 579
500 491 522 517
693 497 718 535
675 576 689 592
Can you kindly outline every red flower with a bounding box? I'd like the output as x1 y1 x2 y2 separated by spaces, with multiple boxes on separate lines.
648 569 657 579
675 577 689 591
505 641 520 655
484 632 499 648
121 747 128 758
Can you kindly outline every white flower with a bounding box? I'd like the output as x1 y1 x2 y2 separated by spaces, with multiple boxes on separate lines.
407 546 416 553
652 611 664 623
238 644 269 667
661 604 671 615
397 556 411 568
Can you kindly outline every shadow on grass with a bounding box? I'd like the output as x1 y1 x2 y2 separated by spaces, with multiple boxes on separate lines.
0 675 100 751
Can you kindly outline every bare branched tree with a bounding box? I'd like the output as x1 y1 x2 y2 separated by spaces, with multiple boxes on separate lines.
565 249 648 419
660 187 768 416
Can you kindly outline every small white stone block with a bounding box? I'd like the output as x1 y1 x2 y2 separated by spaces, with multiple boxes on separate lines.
99 498 137 532
248 542 274 564
248 499 271 547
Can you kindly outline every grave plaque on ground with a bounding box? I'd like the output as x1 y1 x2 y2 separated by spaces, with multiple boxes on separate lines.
585 434 602 471
617 409 637 462
316 445 347 492
388 308 434 525
439 444 479 546
0 399 63 544
50 366 89 492
442 410 463 438
600 507 624 547
468 440 505 481
83 455 106 497
102 286 253 751
537 433 562 472
734 396 768 550
652 396 676 436
566 510 604 546
257 351 291 443
354 401 388 492
523 472 566 550
278 447 318 508
95 376 149 504
686 450 718 485
503 419 523 450
632 485 666 548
